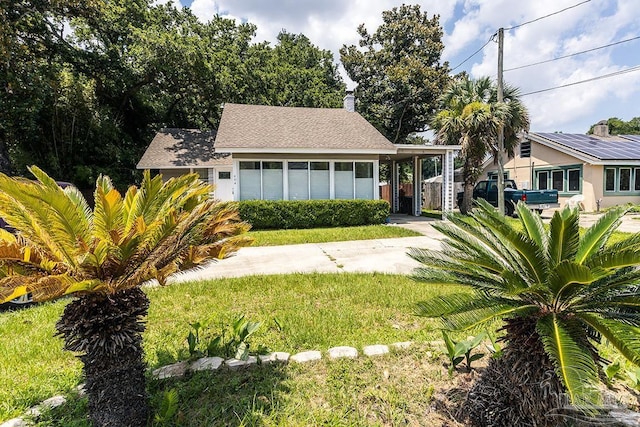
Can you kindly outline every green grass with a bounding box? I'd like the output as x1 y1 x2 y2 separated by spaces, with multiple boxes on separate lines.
0 273 457 423
248 224 421 246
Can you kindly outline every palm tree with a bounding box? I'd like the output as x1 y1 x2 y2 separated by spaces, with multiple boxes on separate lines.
431 76 530 214
410 200 640 426
0 167 252 427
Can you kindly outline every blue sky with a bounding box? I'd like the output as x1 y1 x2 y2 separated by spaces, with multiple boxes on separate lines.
172 0 640 134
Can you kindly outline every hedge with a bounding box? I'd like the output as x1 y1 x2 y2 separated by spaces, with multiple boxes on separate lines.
237 199 390 230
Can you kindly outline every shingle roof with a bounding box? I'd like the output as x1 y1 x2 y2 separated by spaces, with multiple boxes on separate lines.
137 129 231 169
533 132 640 161
214 103 396 152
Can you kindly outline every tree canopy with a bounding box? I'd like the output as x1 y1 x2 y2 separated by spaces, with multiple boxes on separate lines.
340 4 451 144
431 76 530 214
1 0 345 189
588 117 640 135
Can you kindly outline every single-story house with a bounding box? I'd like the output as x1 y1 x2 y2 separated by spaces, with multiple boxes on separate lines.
481 122 640 211
137 96 461 215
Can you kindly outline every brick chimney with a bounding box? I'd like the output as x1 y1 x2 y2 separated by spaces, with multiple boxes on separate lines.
592 120 609 137
343 91 355 112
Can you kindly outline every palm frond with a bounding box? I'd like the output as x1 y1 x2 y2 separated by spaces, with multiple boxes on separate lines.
93 175 125 243
586 249 640 270
578 314 640 366
443 303 537 331
536 315 600 405
575 207 626 264
548 261 607 306
470 200 548 285
415 292 533 331
516 202 548 253
573 268 640 305
548 208 580 266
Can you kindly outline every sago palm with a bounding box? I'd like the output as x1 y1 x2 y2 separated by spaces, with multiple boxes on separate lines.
0 167 252 427
410 200 640 426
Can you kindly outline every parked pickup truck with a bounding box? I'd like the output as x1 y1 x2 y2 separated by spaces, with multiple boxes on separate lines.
457 179 559 216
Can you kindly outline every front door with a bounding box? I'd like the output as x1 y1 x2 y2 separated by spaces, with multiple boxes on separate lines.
214 168 233 201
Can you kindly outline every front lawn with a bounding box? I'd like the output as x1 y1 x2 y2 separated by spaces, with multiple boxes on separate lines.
0 273 459 423
248 224 421 246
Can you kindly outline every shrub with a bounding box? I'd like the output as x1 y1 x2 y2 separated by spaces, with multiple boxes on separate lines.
237 199 390 229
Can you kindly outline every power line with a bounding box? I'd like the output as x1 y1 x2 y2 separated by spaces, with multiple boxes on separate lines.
450 35 495 72
504 0 591 31
505 35 640 72
520 65 640 96
450 1 591 73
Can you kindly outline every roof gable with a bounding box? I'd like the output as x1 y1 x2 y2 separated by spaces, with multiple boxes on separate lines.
214 103 396 153
137 128 231 169
531 132 640 161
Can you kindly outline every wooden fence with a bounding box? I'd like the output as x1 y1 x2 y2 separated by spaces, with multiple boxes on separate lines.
381 182 463 211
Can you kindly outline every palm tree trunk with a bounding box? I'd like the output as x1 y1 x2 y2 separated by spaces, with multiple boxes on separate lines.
56 288 150 427
461 318 566 427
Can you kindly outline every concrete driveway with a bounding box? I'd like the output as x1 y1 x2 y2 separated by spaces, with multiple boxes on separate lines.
172 212 640 283
173 215 443 282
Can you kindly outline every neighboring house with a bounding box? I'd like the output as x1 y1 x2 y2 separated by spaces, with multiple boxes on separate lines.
137 96 460 214
481 122 640 211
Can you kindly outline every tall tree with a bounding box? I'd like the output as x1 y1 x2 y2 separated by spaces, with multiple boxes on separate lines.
1 1 345 189
431 76 529 214
411 200 640 426
245 31 345 108
0 168 252 426
340 4 451 143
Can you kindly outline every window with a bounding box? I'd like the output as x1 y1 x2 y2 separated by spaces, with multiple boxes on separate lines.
194 168 209 184
567 169 580 192
334 162 354 199
239 162 261 200
537 171 548 190
288 162 309 200
552 170 564 192
605 169 616 192
262 162 283 200
238 160 376 201
218 171 231 179
520 141 531 158
619 168 631 192
604 167 640 194
355 162 374 199
536 166 583 193
310 162 330 199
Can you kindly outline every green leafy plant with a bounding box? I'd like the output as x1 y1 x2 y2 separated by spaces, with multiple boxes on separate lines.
187 321 205 358
626 367 640 390
237 199 389 229
442 330 486 374
411 200 640 426
485 331 502 359
202 314 269 360
604 361 621 386
153 388 179 427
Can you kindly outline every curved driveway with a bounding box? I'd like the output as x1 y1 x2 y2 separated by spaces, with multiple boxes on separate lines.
172 212 640 283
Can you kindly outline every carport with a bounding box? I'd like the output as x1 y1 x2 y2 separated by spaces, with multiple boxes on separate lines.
382 145 460 216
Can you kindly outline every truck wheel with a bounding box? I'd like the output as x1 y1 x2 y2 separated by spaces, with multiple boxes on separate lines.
504 202 514 217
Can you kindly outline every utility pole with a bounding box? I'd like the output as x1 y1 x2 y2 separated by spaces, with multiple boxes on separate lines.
496 27 506 215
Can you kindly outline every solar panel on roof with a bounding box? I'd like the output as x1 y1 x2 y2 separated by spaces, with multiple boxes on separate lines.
621 135 640 143
534 132 640 160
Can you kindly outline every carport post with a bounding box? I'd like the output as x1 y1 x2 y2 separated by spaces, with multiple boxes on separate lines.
412 155 422 216
391 160 399 213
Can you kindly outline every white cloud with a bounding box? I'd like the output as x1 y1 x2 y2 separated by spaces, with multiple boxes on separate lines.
182 0 640 132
